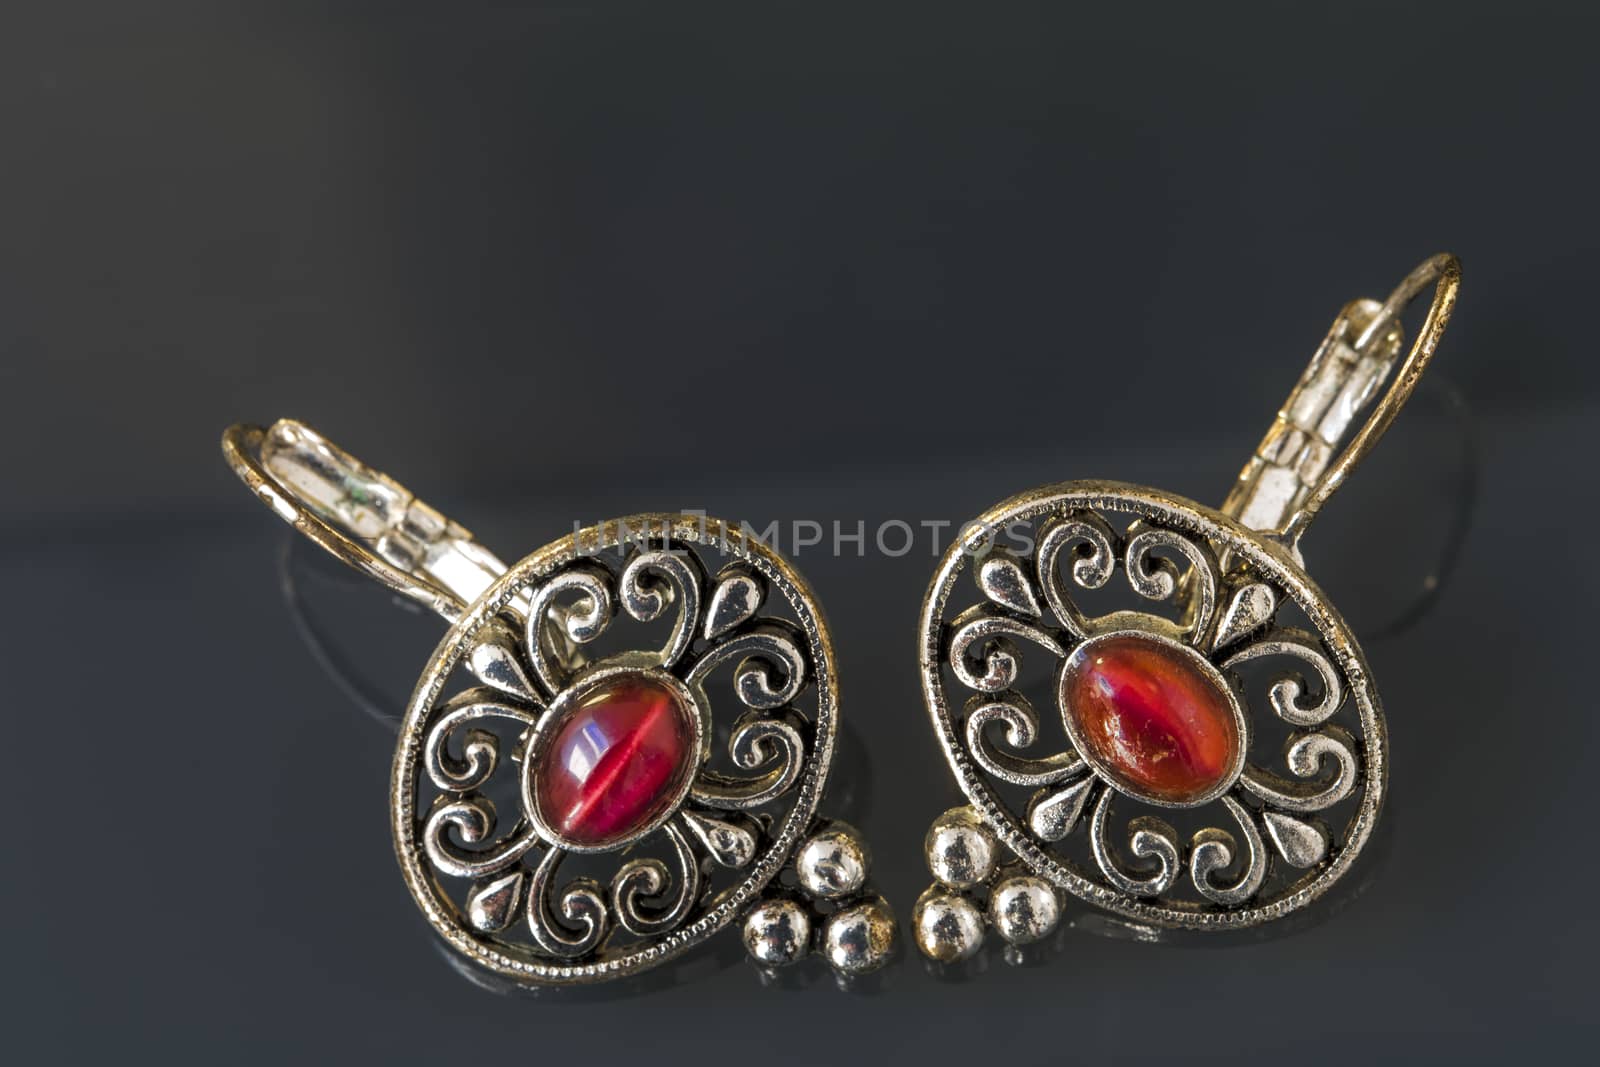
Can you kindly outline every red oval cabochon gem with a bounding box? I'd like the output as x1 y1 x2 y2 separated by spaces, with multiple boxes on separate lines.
1062 634 1240 805
534 676 695 848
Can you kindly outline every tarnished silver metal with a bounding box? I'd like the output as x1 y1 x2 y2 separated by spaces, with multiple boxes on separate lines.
742 897 813 967
794 823 871 900
914 255 1461 938
224 421 507 621
1221 254 1461 556
988 875 1060 946
925 807 999 890
821 898 897 976
224 419 894 983
913 888 986 963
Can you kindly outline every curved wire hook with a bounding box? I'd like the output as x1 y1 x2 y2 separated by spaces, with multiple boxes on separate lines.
222 420 506 623
1222 253 1462 555
1284 253 1462 545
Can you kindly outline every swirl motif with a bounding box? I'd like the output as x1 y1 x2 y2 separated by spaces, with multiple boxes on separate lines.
422 796 539 880
395 521 833 977
1124 525 1219 643
691 710 808 809
1240 728 1360 812
963 693 1083 786
1222 630 1345 726
524 565 615 696
923 487 1382 928
1089 788 1180 898
611 819 701 937
527 847 608 958
1035 511 1117 637
423 689 541 792
619 549 703 671
1189 796 1269 906
685 624 807 709
947 606 1066 692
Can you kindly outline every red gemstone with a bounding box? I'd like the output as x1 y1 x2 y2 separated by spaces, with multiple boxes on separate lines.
1061 633 1241 805
533 676 696 848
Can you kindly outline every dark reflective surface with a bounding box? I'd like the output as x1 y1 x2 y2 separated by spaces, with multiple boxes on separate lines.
18 401 1593 1062
5 3 1597 1062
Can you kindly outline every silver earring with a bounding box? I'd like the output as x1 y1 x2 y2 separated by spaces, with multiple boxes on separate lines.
223 421 895 983
911 254 1461 959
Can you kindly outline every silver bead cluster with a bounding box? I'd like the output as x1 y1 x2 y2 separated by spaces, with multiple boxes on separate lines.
742 821 897 977
913 806 1062 963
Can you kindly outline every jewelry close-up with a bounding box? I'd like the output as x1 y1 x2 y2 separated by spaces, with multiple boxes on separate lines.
912 254 1461 960
222 422 896 984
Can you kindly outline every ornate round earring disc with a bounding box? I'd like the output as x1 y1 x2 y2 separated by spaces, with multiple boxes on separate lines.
921 482 1381 929
395 516 836 981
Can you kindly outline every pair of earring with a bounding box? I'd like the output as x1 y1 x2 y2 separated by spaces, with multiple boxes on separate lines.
224 253 1459 983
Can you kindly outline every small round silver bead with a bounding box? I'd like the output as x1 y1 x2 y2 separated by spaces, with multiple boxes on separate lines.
821 897 896 976
988 875 1060 946
912 886 985 963
925 806 998 890
742 897 812 967
795 822 871 900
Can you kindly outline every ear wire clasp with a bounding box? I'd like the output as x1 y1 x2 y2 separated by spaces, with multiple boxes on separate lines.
1221 253 1462 557
221 419 508 622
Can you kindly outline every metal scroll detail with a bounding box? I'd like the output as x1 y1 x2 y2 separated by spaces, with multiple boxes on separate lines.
395 517 836 982
920 484 1381 929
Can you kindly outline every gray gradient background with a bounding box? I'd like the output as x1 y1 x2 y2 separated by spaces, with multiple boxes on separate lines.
3 2 1596 1063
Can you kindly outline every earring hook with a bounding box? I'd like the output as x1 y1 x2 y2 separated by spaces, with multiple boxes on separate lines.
221 420 508 623
1221 253 1462 556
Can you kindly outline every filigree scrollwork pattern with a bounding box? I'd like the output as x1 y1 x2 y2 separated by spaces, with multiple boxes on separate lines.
423 688 541 792
422 795 540 880
921 485 1385 929
610 818 702 937
1089 787 1180 898
690 709 808 809
964 693 1083 787
1035 510 1117 637
527 848 608 958
392 517 838 981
